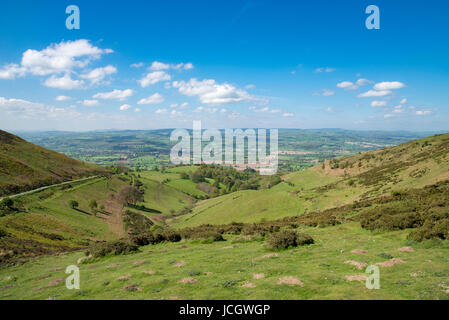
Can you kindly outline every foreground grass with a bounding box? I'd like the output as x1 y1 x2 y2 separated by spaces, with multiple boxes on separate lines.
1 222 448 300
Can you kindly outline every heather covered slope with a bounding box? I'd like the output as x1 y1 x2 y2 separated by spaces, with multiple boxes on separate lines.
0 130 107 196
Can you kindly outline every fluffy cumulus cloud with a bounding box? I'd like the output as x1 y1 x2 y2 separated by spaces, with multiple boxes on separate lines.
55 95 72 101
336 78 372 91
21 39 112 76
371 100 387 107
138 71 171 88
80 99 100 107
358 90 392 98
119 104 132 111
373 81 406 91
0 39 113 89
155 108 168 114
80 65 117 85
172 78 262 105
149 61 194 71
358 81 405 99
169 102 189 109
93 89 134 101
415 110 433 116
0 64 26 79
137 93 164 105
44 74 84 90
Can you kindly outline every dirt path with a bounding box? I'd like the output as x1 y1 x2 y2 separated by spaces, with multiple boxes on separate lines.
102 200 125 238
0 176 99 201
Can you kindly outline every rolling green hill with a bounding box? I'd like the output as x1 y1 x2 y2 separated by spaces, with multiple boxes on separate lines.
172 133 449 228
0 130 107 196
0 132 448 300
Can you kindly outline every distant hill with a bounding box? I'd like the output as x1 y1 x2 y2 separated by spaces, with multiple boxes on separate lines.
173 132 449 227
0 130 107 196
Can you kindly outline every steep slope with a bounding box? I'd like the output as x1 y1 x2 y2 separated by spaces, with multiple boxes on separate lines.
0 130 107 196
172 133 449 227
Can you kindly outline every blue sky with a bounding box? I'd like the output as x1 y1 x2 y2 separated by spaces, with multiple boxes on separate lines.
0 0 448 131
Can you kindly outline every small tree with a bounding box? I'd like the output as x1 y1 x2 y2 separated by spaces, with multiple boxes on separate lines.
116 185 144 206
0 197 14 210
68 200 79 210
88 200 98 215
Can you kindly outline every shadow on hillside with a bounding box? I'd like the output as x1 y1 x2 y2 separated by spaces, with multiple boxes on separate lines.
127 203 162 214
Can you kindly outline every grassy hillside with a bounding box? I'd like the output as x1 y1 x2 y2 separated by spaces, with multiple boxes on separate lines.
0 130 107 196
172 133 449 228
0 132 448 300
0 222 448 300
0 170 197 263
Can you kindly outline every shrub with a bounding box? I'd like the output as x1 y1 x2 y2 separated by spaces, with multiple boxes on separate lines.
267 230 313 250
68 200 79 209
295 233 315 245
162 230 182 242
0 198 14 210
0 228 7 238
87 240 139 258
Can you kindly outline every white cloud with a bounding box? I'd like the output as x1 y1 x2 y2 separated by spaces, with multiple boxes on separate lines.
337 81 356 90
138 71 171 88
400 98 407 104
93 89 134 101
55 95 72 101
337 78 372 91
193 106 218 113
371 100 387 107
170 102 188 109
119 104 132 111
172 78 262 105
393 105 405 113
155 108 168 114
170 110 183 117
325 107 334 113
44 74 84 90
80 65 117 85
0 96 81 120
149 61 170 71
131 62 144 68
134 108 141 113
322 89 335 96
282 112 294 117
21 39 112 76
249 106 281 114
384 114 395 119
137 93 164 105
415 110 433 116
0 40 113 90
373 81 406 91
358 90 392 98
80 99 100 107
0 64 26 79
149 61 194 71
245 84 255 89
356 78 371 86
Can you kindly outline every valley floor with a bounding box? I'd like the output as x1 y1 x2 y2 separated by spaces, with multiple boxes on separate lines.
1 223 448 300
